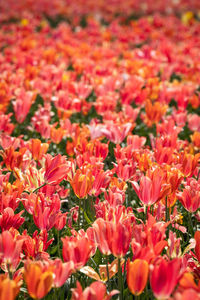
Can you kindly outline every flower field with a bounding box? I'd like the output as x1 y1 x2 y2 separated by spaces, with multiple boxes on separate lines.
0 0 200 299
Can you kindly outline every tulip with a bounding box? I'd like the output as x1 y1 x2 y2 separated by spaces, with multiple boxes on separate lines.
150 258 181 299
71 281 118 300
62 235 94 270
24 261 53 299
127 258 149 296
70 168 94 199
44 154 69 185
0 274 20 300
194 231 200 262
28 139 49 161
0 230 24 272
52 259 74 288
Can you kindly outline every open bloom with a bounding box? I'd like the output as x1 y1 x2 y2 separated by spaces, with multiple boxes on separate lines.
176 178 200 213
131 168 167 206
0 230 24 271
44 154 69 185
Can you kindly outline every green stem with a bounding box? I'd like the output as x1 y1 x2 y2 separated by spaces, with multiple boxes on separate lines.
118 258 123 300
165 197 169 221
7 264 12 279
57 230 61 258
83 199 85 227
188 211 194 237
144 205 148 223
78 201 81 229
150 205 154 216
90 195 95 220
106 256 110 291
32 182 47 193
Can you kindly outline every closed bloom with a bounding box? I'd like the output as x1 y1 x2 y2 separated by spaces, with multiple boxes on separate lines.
62 235 94 270
28 139 49 161
194 231 200 262
52 259 74 288
70 168 94 199
131 174 162 206
150 257 181 300
24 261 53 299
93 218 132 258
127 258 149 296
0 274 20 300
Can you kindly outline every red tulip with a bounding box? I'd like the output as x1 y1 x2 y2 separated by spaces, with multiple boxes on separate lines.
62 235 94 270
93 217 132 258
44 154 69 185
71 281 118 300
150 257 181 299
194 231 200 262
52 259 74 288
0 231 24 271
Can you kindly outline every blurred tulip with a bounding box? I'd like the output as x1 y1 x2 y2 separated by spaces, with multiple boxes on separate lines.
70 168 94 199
127 258 149 296
71 281 118 300
28 139 49 161
0 274 20 300
150 257 181 299
24 261 53 299
194 231 200 262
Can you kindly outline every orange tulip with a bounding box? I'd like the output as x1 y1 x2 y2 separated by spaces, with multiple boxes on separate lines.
28 139 49 161
144 99 167 127
24 261 53 299
179 152 200 177
70 168 94 199
1 147 26 171
127 258 149 296
50 126 65 144
0 274 20 300
191 131 200 148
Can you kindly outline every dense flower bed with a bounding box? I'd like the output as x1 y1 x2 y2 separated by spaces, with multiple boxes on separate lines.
0 1 200 299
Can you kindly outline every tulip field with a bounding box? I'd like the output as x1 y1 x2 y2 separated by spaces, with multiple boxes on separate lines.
0 0 200 299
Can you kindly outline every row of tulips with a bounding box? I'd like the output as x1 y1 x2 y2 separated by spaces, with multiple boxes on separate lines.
0 1 200 299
